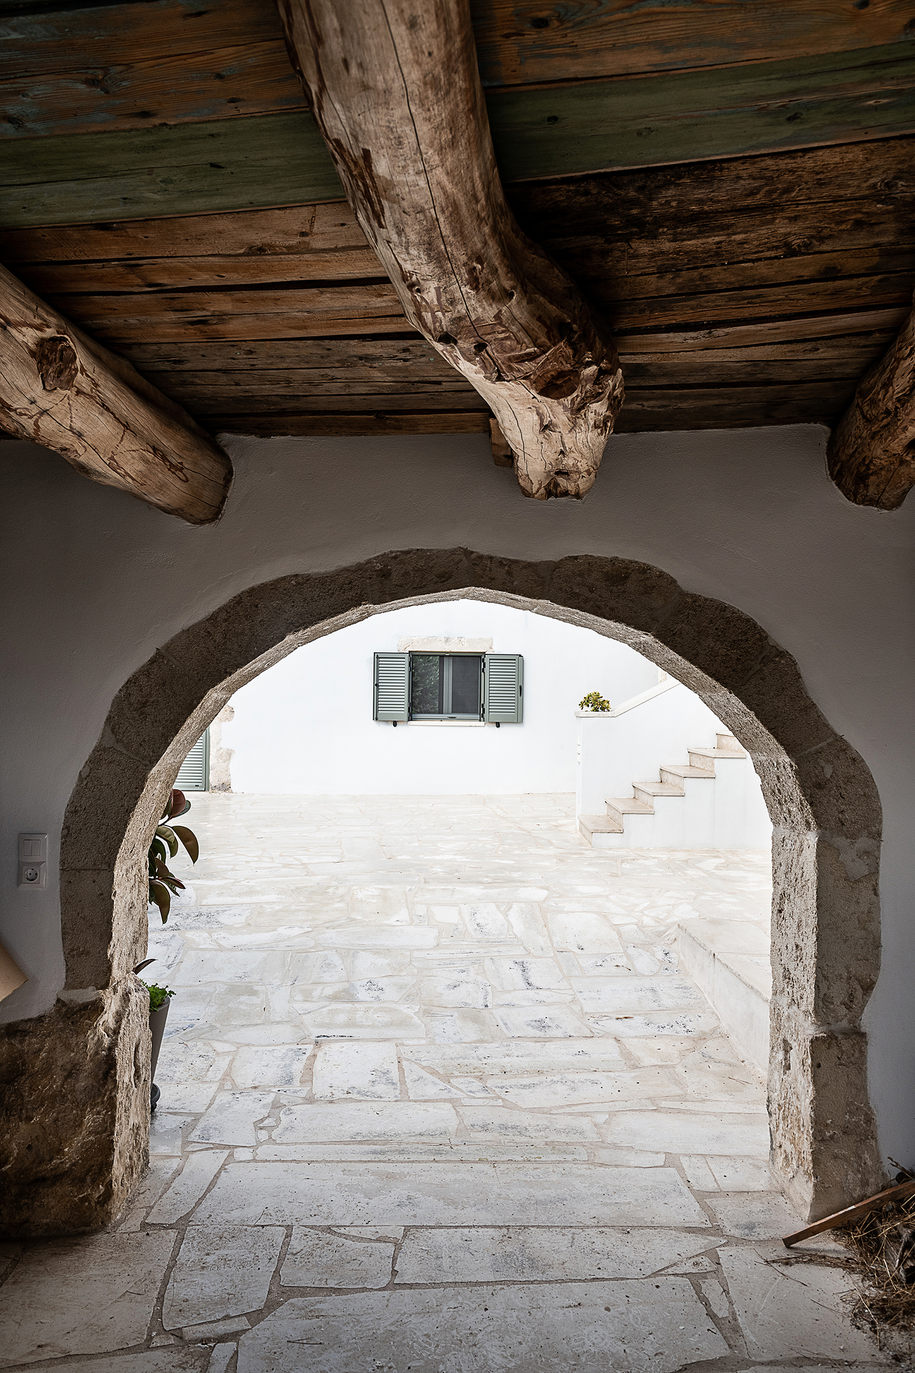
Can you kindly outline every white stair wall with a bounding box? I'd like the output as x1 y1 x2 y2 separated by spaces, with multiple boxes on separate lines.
577 678 725 815
579 733 771 850
677 916 771 1075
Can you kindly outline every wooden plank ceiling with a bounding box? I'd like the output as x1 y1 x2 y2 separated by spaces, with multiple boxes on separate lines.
1 0 914 439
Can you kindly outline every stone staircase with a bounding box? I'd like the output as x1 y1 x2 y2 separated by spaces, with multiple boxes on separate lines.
579 732 748 849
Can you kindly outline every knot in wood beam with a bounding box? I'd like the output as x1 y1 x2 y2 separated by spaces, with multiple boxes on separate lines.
0 263 232 523
35 334 78 392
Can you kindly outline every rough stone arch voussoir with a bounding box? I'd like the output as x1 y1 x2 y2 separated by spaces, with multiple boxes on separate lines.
1 549 882 1234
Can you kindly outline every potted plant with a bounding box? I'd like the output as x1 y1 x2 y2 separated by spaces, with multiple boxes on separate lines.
134 790 199 1110
578 690 612 712
134 959 174 1111
148 788 199 922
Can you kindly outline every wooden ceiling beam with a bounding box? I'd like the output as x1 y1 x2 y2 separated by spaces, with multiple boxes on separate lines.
276 0 623 498
0 262 231 522
827 293 915 508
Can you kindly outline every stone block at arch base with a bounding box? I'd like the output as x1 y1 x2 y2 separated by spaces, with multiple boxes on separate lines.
0 549 884 1234
0 980 150 1234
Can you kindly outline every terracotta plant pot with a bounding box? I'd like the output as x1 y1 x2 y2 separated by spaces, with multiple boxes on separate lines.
149 998 170 1112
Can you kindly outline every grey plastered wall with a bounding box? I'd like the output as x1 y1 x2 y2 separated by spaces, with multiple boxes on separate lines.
1 426 913 1165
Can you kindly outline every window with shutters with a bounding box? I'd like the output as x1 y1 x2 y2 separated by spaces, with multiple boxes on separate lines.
373 652 522 724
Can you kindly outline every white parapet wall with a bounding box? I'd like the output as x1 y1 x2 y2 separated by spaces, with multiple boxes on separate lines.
576 679 772 850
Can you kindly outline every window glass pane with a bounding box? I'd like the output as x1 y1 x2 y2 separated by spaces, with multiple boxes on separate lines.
450 655 482 716
410 654 443 715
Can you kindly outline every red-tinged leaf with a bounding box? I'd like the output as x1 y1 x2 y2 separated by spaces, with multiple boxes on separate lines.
172 824 199 863
149 879 171 923
168 789 189 820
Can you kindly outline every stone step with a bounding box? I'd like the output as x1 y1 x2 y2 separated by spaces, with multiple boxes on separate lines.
659 763 715 785
578 813 623 840
716 732 742 751
633 779 684 804
688 745 746 769
605 797 654 822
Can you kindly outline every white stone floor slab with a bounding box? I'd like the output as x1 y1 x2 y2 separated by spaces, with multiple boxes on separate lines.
0 793 891 1370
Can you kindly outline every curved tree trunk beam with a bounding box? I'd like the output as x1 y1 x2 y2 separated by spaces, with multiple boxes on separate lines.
827 294 915 510
0 263 232 524
277 0 623 499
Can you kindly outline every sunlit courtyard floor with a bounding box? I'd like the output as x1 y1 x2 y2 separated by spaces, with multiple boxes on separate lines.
0 794 889 1371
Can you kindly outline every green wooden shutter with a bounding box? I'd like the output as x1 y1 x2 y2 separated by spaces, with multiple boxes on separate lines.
484 654 523 723
373 652 410 721
176 730 209 790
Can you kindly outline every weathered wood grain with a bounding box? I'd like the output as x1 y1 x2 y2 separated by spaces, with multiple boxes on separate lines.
613 381 854 428
511 136 915 225
3 137 911 287
0 262 231 522
0 42 305 138
119 333 898 378
277 0 623 499
43 268 913 346
471 0 912 86
0 202 373 268
215 411 491 436
3 44 914 227
13 232 913 301
46 283 409 341
188 388 489 414
145 347 880 404
0 114 340 227
202 378 853 438
106 309 905 436
827 293 915 508
5 0 904 86
489 41 915 181
11 251 380 293
121 337 452 375
0 0 289 76
596 272 915 330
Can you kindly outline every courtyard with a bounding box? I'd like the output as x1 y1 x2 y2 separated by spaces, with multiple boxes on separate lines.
0 794 889 1370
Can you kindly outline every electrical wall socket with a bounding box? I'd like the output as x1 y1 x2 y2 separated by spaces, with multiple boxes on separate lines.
18 834 48 888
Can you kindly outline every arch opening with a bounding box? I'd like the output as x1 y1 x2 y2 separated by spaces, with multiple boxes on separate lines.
5 551 883 1234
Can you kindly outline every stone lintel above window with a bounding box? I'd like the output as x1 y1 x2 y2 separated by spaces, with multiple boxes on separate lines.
397 635 493 653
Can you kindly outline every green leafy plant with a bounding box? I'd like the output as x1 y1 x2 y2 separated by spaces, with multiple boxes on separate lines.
579 690 612 712
140 980 175 1012
148 788 199 923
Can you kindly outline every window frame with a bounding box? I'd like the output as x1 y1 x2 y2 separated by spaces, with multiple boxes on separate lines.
408 651 484 721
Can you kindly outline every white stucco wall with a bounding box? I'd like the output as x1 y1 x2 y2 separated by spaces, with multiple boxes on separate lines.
0 426 912 1167
221 599 657 794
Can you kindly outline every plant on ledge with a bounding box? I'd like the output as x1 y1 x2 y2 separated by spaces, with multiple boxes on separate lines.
141 981 174 1012
148 787 199 922
134 968 175 1112
579 690 612 712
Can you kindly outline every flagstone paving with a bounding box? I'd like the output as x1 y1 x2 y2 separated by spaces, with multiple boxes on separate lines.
0 793 889 1370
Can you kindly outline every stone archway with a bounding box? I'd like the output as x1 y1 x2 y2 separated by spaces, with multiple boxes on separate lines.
1 550 883 1234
